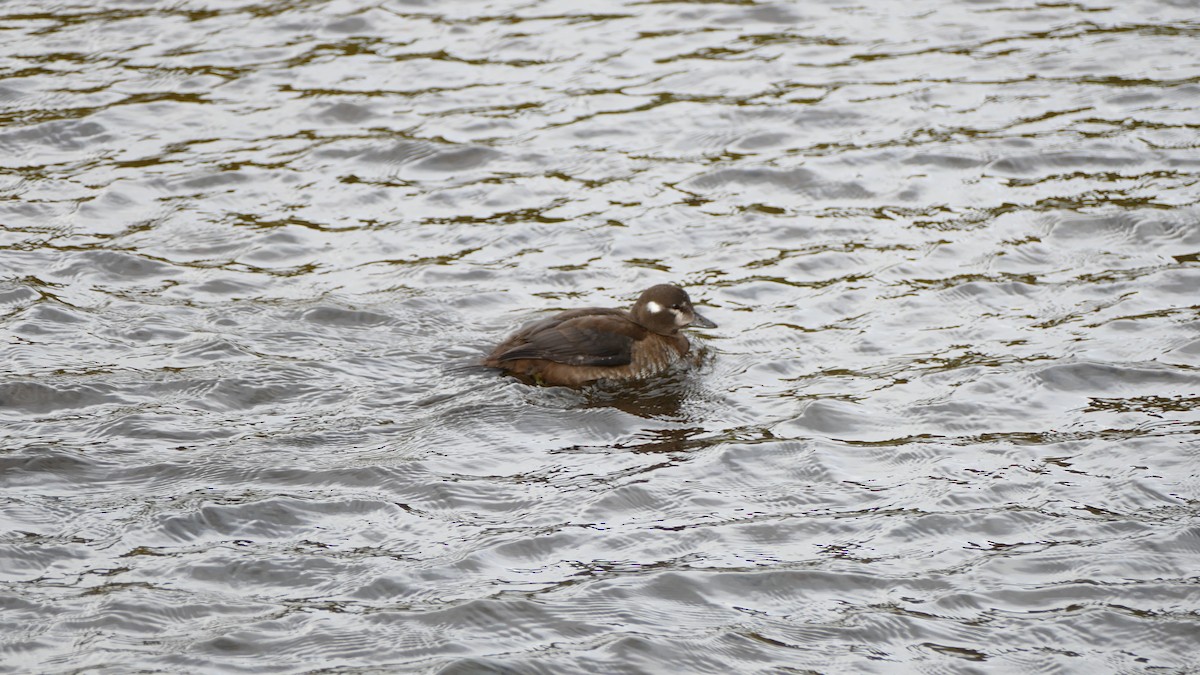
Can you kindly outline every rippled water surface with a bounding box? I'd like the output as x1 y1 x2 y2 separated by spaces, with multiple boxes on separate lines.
3 0 1199 672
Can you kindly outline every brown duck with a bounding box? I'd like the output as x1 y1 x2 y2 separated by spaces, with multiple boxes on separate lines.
484 284 717 386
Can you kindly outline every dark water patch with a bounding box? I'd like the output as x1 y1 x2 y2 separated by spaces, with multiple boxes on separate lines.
683 167 874 200
150 497 406 546
315 140 501 173
100 319 192 345
988 151 1145 175
9 303 88 336
1048 209 1200 248
188 276 264 297
187 377 324 412
730 131 792 152
52 250 178 283
310 100 376 123
0 119 110 152
176 170 252 191
0 540 94 583
167 336 258 363
778 399 906 441
323 16 370 35
414 146 501 172
0 380 127 414
1033 361 1199 393
1163 338 1200 366
301 305 394 327
903 152 986 169
93 413 241 444
181 551 369 597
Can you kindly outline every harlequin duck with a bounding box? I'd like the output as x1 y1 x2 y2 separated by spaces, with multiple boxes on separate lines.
484 284 717 386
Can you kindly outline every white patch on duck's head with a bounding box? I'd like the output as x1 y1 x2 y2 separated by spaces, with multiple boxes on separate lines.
646 299 689 325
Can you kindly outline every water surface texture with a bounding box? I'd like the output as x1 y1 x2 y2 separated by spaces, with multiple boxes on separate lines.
2 0 1199 672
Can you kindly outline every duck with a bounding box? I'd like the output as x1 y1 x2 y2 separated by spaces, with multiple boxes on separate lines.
483 284 717 386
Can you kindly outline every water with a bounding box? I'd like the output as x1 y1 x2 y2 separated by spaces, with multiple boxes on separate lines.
2 0 1199 672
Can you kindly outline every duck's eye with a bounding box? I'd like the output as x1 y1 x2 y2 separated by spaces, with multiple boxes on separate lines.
671 304 681 310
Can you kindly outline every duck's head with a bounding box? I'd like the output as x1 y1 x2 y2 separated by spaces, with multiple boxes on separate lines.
631 284 718 335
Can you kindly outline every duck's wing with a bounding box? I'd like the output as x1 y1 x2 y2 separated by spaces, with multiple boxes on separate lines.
491 315 640 366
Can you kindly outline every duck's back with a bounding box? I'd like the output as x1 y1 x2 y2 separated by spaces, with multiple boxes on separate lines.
484 309 688 385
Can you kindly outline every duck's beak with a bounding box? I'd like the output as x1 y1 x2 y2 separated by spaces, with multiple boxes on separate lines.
690 310 717 329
